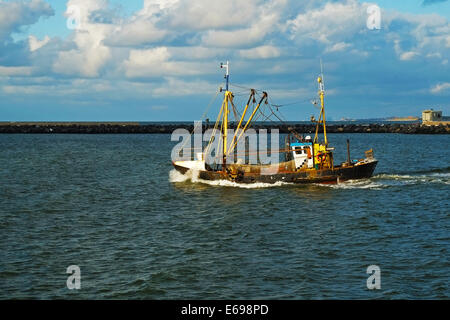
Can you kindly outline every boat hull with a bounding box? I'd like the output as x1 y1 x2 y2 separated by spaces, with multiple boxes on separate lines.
172 160 378 184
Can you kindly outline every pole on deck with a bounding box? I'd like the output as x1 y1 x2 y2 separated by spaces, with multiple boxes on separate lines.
347 139 351 165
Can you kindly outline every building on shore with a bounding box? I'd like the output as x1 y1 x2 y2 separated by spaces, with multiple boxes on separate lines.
422 109 450 125
422 109 442 121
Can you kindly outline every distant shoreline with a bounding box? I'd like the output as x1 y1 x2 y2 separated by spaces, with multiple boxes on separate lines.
0 122 448 134
386 117 420 121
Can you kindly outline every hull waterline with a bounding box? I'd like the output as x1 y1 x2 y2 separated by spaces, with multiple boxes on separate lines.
172 160 378 184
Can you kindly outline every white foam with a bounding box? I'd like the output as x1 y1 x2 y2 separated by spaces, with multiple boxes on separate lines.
169 169 291 188
192 178 290 189
318 179 385 190
169 169 191 182
430 172 450 178
374 173 450 185
374 174 414 180
169 170 450 189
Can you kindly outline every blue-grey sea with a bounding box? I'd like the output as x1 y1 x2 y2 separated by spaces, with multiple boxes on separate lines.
0 133 449 299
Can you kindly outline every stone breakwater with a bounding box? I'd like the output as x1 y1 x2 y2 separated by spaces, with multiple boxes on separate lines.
0 122 449 134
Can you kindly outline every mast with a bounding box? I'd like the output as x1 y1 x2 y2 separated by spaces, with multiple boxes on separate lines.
221 61 229 91
220 61 230 166
314 60 328 146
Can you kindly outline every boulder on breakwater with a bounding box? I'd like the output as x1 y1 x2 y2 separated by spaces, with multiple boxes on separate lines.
0 122 448 134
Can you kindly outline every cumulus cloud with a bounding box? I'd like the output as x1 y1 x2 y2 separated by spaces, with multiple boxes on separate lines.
288 0 366 45
151 77 217 96
325 42 352 53
0 66 34 76
52 0 113 77
201 23 273 48
166 0 260 30
239 45 281 59
28 35 50 51
1 0 450 120
0 0 54 41
200 0 285 47
431 82 450 94
104 0 173 47
105 19 168 47
123 47 213 78
400 51 419 60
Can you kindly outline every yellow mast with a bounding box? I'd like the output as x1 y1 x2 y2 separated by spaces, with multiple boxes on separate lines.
223 91 229 164
228 90 255 154
218 61 267 165
313 62 328 146
220 61 230 167
227 92 267 156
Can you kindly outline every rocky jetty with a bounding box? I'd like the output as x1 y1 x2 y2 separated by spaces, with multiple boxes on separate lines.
0 122 448 134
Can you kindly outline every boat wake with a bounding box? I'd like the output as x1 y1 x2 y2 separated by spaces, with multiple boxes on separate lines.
373 172 450 185
318 179 385 190
169 169 193 183
169 169 290 189
323 171 450 189
405 166 450 175
169 168 450 189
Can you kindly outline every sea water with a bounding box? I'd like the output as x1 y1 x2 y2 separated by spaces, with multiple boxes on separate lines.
0 133 448 299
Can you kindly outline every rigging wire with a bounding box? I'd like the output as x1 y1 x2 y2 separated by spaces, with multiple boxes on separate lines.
179 86 221 151
200 83 320 158
231 81 315 110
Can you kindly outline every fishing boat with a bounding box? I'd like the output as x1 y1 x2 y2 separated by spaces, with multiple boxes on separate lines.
172 62 378 184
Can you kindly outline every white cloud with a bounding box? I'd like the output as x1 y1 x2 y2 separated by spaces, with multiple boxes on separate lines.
1 0 450 121
104 0 173 47
0 66 34 76
199 1 284 48
106 19 167 47
287 0 366 45
393 39 420 61
400 51 419 60
426 52 441 59
200 14 277 48
239 45 281 59
52 0 113 77
325 42 352 53
431 82 450 94
28 35 50 52
166 0 259 30
0 0 53 40
168 46 227 60
387 11 449 62
2 78 115 96
139 0 179 17
152 77 217 96
123 47 212 78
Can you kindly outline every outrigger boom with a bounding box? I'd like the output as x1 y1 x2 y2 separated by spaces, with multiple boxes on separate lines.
172 61 378 184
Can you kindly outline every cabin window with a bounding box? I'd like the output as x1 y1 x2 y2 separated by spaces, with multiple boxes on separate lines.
293 146 312 155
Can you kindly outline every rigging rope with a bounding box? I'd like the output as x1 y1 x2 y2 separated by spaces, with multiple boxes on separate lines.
180 87 221 152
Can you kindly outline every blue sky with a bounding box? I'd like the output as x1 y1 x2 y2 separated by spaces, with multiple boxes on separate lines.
0 0 449 121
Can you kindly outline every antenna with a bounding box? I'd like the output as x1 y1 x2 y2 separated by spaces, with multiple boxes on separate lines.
318 59 325 93
220 61 229 91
